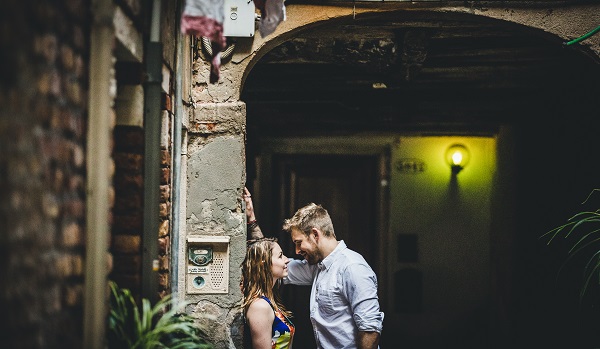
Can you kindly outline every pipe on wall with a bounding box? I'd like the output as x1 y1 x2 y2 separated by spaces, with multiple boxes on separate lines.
171 0 184 299
142 0 163 305
83 0 114 347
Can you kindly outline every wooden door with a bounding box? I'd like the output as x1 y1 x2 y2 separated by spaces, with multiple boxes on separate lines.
271 154 381 349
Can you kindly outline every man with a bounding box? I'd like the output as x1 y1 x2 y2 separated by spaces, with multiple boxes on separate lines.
244 188 384 349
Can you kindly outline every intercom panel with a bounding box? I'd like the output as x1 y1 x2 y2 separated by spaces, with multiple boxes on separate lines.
186 236 230 294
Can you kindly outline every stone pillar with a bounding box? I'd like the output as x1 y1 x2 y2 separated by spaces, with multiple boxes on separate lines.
184 101 247 349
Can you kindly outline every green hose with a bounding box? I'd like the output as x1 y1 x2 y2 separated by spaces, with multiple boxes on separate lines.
564 25 600 46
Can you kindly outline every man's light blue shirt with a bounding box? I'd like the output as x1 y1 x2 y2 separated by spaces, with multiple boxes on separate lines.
284 240 384 349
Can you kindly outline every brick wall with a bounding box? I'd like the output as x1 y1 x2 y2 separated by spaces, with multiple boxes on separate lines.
111 126 144 295
0 0 90 347
110 108 173 301
109 0 175 304
157 0 178 301
159 145 172 299
2 0 180 345
110 34 174 305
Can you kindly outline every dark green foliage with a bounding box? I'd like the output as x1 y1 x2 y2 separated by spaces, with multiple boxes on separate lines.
542 189 600 302
107 281 213 349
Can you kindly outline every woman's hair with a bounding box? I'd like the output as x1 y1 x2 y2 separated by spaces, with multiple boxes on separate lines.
282 203 335 238
241 238 291 318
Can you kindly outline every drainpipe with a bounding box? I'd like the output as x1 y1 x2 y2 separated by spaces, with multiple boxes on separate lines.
171 0 184 300
142 0 163 305
83 0 114 347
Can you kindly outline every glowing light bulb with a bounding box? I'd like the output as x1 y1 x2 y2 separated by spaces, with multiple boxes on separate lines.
451 151 463 166
445 144 470 174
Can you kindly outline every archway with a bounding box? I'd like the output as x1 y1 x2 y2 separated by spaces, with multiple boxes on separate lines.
239 8 600 349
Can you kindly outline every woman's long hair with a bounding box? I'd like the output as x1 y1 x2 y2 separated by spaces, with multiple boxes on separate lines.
241 238 291 319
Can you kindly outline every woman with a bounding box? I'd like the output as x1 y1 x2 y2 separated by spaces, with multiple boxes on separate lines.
242 188 295 349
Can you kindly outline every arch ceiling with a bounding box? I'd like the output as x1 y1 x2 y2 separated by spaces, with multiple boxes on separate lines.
242 11 599 136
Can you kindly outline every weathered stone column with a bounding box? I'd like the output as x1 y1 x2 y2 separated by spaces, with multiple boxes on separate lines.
184 101 247 349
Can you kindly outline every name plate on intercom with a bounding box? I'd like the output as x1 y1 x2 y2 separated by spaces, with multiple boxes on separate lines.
188 266 209 274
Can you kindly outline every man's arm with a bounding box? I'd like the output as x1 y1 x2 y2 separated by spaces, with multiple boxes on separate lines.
344 263 384 348
244 187 264 239
357 331 380 349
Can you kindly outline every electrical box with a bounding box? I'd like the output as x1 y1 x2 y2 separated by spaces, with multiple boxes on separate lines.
223 0 256 37
186 236 230 294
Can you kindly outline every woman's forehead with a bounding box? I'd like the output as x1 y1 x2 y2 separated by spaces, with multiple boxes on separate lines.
271 242 282 253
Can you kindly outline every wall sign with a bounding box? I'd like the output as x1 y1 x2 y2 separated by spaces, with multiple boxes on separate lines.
395 158 426 174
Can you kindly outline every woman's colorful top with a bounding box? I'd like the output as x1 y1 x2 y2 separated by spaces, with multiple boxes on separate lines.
245 296 295 349
263 296 295 349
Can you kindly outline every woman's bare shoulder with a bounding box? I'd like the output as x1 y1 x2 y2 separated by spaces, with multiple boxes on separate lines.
248 297 272 312
247 297 274 323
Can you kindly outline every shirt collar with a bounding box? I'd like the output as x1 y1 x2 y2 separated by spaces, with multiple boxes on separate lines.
318 240 346 270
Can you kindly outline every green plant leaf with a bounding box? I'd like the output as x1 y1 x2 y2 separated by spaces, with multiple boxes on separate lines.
580 254 600 301
107 281 213 349
543 189 600 305
568 228 600 254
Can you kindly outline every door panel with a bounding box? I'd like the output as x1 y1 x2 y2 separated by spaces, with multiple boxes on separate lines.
273 154 380 349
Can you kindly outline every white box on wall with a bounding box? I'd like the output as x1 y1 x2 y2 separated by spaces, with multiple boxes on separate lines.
223 0 256 37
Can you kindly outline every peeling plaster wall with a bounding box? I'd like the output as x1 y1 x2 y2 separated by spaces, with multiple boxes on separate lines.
183 102 247 348
187 137 244 232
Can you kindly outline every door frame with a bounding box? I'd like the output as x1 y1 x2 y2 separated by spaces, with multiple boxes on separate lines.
249 135 393 309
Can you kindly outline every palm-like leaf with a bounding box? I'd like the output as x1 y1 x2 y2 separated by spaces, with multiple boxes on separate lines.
107 281 213 349
542 190 600 303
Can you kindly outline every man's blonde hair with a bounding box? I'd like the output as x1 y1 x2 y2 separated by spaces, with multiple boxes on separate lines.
282 203 336 238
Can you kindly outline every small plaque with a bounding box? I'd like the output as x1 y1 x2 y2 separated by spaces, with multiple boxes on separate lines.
395 158 426 174
188 266 209 274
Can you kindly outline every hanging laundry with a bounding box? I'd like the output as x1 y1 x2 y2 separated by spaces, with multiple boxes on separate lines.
181 0 226 83
254 0 286 38
180 0 287 82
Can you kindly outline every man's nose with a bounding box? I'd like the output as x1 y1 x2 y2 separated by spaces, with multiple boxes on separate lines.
295 246 301 255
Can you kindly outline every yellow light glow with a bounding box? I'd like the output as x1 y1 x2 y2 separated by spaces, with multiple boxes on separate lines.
445 144 470 173
451 151 463 166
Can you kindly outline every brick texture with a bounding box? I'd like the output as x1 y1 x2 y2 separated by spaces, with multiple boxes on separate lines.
111 99 173 299
0 0 92 347
2 1 176 346
111 126 144 293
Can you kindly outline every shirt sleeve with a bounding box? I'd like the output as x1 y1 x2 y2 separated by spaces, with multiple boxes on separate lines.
343 263 384 333
283 258 318 285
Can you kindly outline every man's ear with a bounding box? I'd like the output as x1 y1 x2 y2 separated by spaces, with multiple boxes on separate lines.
311 227 320 241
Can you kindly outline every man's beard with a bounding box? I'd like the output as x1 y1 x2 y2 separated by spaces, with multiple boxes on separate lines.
303 247 322 265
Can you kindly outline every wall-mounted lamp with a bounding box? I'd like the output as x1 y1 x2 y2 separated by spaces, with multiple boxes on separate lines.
445 144 470 175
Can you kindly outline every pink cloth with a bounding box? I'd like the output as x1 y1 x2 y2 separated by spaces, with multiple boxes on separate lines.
181 0 226 83
181 16 225 48
180 0 287 82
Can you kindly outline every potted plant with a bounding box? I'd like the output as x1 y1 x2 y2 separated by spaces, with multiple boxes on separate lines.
107 281 213 349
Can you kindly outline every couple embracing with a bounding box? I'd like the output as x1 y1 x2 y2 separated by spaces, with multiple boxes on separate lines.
241 188 384 349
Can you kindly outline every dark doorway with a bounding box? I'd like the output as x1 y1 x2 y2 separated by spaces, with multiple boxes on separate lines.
263 153 382 349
